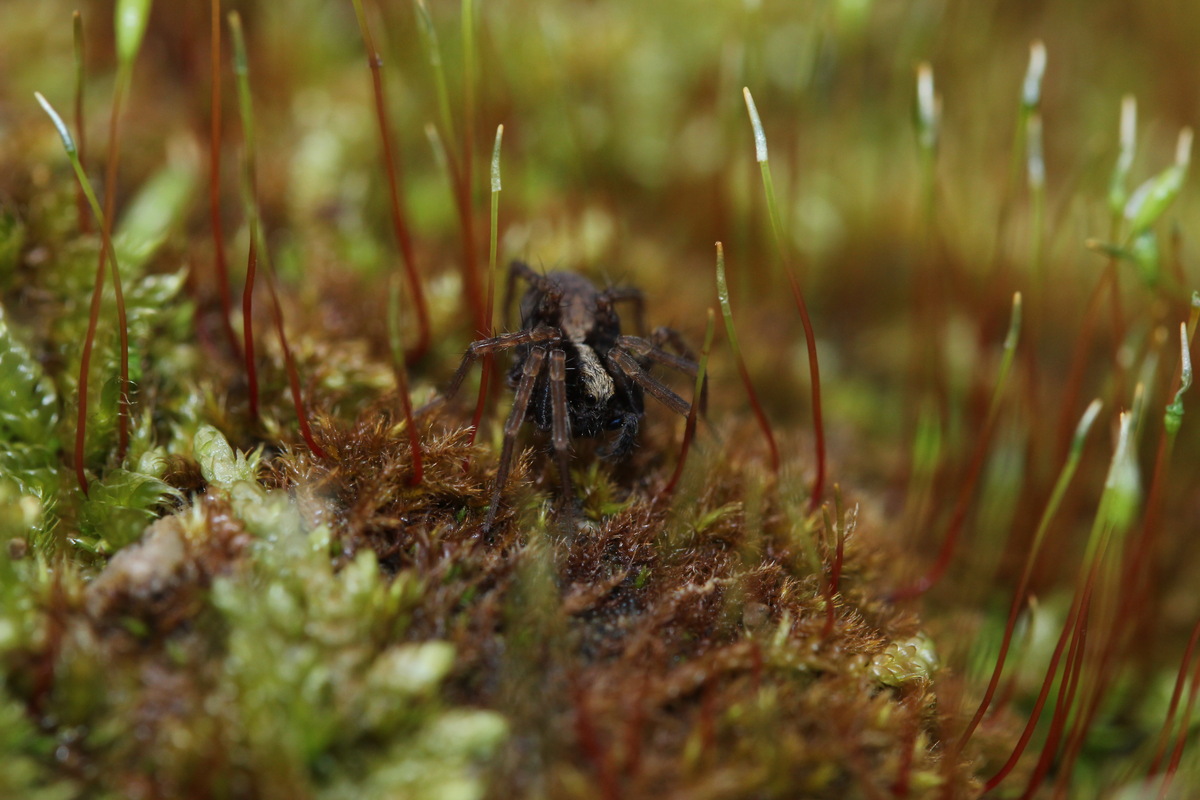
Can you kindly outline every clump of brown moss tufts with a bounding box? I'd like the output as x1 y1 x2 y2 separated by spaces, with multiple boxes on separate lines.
246 393 989 799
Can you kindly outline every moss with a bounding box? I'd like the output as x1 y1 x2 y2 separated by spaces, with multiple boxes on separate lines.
2 0 1200 797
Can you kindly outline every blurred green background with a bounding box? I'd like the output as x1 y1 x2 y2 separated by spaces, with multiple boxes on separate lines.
4 0 1200 796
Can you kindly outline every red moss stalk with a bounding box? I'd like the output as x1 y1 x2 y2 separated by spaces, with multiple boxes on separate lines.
714 242 780 473
984 580 1087 792
1159 646 1200 799
661 308 715 497
1148 619 1200 775
208 0 239 354
464 125 505 463
957 398 1102 750
73 236 107 494
349 0 431 363
99 84 132 465
261 254 328 461
572 680 620 800
784 270 826 512
891 292 1022 600
388 275 423 484
242 232 259 421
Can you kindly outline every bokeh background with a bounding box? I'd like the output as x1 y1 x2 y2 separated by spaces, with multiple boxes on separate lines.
3 0 1200 796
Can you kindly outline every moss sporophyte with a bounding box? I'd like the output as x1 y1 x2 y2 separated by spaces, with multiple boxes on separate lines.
3 2 1200 798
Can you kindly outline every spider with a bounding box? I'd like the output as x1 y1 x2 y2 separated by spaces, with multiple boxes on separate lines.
446 261 704 530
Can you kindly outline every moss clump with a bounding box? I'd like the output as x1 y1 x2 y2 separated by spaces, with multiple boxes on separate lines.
4 0 1200 797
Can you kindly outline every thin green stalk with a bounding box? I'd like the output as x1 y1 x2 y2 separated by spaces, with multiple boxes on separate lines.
489 125 504 302
958 399 1102 748
914 62 938 229
1057 98 1137 458
462 0 477 154
1122 319 1196 642
892 292 1023 600
743 87 825 507
461 0 477 244
1003 41 1046 234
424 121 486 334
229 12 260 420
414 0 458 149
1027 111 1046 284
465 125 504 457
1010 412 1137 797
72 11 89 234
414 0 485 333
904 63 946 536
80 0 152 467
229 12 327 460
715 241 779 473
35 91 129 494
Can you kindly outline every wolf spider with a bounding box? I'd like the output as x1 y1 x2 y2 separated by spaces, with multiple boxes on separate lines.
446 261 703 530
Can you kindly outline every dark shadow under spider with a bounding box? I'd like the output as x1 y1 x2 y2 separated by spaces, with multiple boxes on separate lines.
445 261 705 531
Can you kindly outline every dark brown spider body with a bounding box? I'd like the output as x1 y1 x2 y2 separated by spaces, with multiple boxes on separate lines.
446 261 702 530
511 270 645 459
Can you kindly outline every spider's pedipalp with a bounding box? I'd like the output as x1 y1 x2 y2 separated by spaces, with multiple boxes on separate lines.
549 348 574 499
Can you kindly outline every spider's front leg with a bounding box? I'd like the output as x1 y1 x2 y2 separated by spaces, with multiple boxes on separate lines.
548 349 573 496
606 348 691 418
485 346 548 532
617 331 708 414
444 325 560 401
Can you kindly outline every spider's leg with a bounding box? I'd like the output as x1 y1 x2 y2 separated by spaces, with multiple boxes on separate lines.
445 325 559 400
600 286 646 335
548 349 575 498
598 412 640 461
484 346 547 532
503 261 554 329
649 326 698 361
616 334 698 377
607 349 691 418
615 333 708 415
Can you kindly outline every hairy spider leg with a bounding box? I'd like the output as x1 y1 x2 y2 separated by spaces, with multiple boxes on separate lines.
548 349 574 496
598 286 646 335
502 260 556 329
649 326 698 361
607 348 691 417
617 333 709 414
444 325 561 401
485 346 548 532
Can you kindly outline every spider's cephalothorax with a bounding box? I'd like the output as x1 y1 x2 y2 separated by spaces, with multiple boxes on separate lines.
446 261 702 530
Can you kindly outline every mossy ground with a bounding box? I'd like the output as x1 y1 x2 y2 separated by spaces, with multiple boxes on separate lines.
2 1 1200 798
